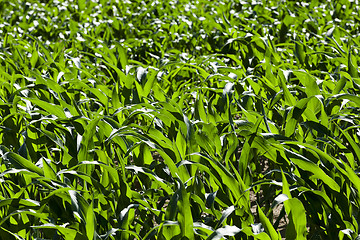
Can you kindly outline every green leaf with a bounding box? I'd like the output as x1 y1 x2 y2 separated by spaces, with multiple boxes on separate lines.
257 206 279 240
42 158 58 180
279 70 297 106
2 151 44 176
284 198 307 240
335 125 360 169
32 223 80 239
216 205 235 229
0 209 47 226
295 41 306 65
86 199 96 240
284 141 360 199
0 227 25 240
333 75 348 94
0 198 40 208
119 204 139 236
78 0 86 12
281 170 291 199
284 148 340 192
30 48 39 69
78 117 101 164
69 190 87 222
302 121 332 137
348 49 359 78
125 165 172 194
328 93 360 107
117 44 128 70
24 98 66 118
293 70 320 97
176 178 194 239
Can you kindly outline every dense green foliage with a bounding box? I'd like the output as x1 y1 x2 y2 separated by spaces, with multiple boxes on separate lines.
1 0 360 239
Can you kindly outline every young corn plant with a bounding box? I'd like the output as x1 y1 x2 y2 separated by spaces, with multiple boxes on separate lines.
1 0 360 239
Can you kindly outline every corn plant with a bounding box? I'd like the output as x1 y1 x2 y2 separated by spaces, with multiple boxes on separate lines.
1 0 360 239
